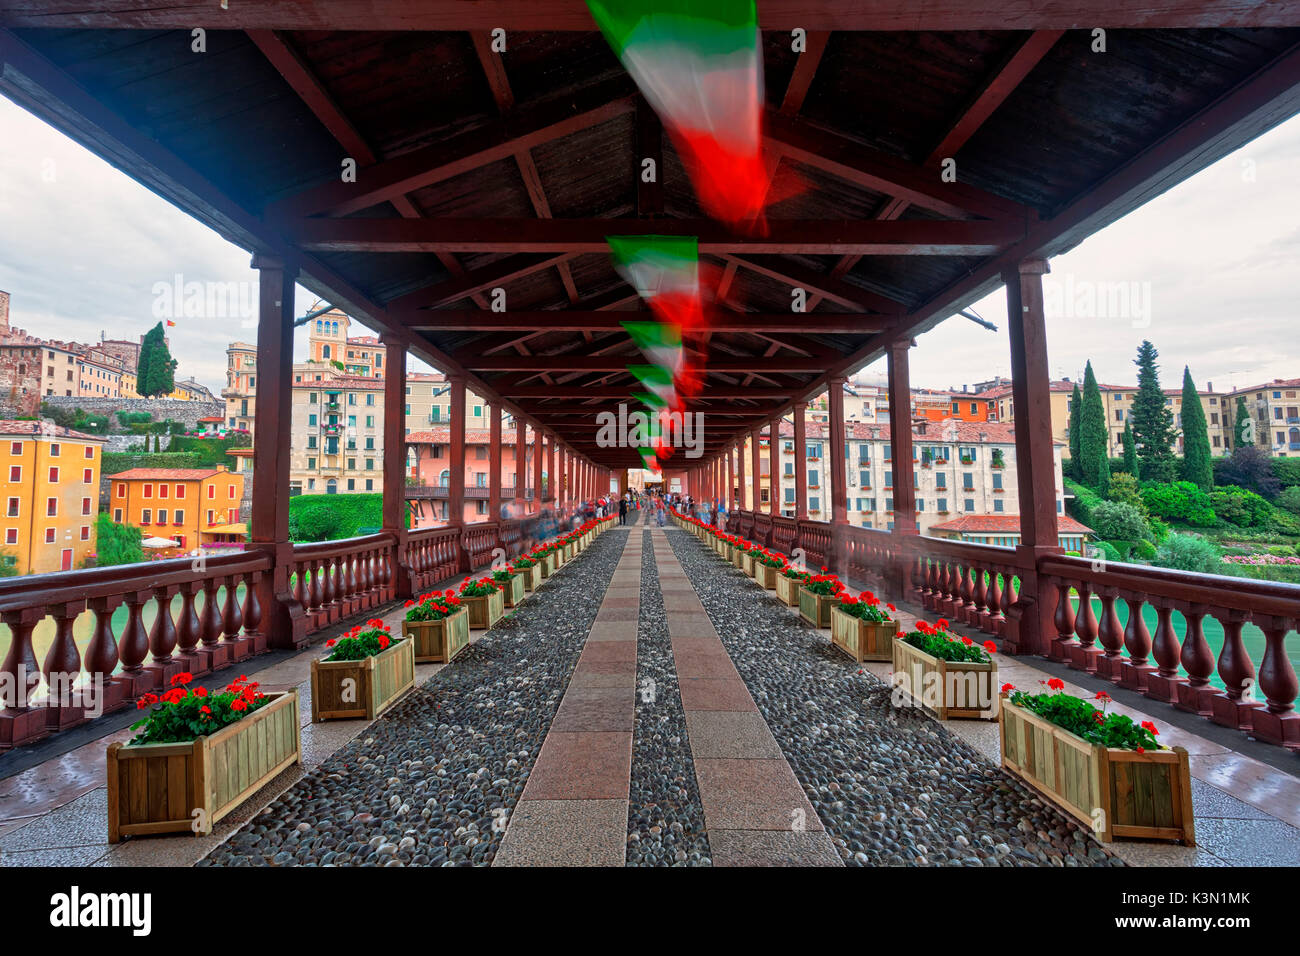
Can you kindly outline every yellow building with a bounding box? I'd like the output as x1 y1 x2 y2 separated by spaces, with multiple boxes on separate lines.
0 421 104 574
107 466 244 554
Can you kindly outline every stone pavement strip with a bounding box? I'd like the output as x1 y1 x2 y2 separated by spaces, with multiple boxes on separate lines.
494 530 641 866
650 527 842 867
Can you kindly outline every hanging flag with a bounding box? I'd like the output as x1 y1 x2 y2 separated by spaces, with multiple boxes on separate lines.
165 319 176 327
587 0 769 228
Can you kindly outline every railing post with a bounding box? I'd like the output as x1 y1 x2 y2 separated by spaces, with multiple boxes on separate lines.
1003 257 1060 656
533 423 545 512
515 417 528 514
448 375 469 572
248 253 306 649
768 416 781 518
827 381 849 577
886 343 919 595
382 334 413 600
793 401 808 520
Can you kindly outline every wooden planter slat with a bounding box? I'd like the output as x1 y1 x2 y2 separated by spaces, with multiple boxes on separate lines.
502 572 527 607
999 699 1195 844
107 690 301 843
540 553 557 578
403 606 470 663
891 637 998 721
830 606 898 662
517 563 541 591
776 574 803 607
742 553 755 577
732 547 745 570
798 587 834 627
754 563 777 589
464 588 505 629
311 637 416 722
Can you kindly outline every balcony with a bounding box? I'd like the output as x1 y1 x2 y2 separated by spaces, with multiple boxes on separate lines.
321 423 342 437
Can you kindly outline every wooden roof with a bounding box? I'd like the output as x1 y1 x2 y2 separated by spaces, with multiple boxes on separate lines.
2 2 1299 467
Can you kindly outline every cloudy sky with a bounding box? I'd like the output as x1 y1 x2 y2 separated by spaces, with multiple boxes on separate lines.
1 93 1297 397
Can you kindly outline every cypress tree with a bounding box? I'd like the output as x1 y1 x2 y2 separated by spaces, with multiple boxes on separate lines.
1080 361 1110 494
1121 420 1139 478
1234 396 1254 448
1130 340 1177 483
1179 366 1213 490
1067 382 1082 478
138 322 177 397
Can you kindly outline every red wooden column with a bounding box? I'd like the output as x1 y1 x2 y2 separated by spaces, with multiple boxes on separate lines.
488 402 502 525
1005 258 1061 657
548 430 558 505
248 254 305 649
726 443 735 510
381 334 413 600
768 416 781 515
515 417 527 512
828 379 849 576
886 342 919 596
737 436 747 514
448 375 468 570
533 426 544 511
750 428 761 518
793 401 808 520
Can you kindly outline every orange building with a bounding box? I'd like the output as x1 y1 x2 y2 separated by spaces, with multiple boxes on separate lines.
0 421 104 574
107 466 245 554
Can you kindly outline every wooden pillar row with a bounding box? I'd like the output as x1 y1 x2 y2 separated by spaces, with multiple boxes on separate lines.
381 334 412 600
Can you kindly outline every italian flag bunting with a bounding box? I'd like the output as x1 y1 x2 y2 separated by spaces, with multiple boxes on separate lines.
587 0 768 228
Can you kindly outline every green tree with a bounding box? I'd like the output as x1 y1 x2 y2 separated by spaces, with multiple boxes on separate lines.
1278 485 1300 515
1107 471 1146 514
137 322 177 397
1090 500 1151 542
1178 366 1213 490
1121 420 1139 477
1154 533 1224 575
94 513 144 567
1130 340 1177 482
1217 444 1281 499
1233 396 1254 447
1078 361 1110 494
1067 382 1082 477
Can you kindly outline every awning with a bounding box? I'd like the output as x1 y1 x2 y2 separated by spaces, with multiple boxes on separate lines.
202 523 248 536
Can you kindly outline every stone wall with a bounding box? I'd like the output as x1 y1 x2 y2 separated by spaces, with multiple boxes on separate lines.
40 396 223 429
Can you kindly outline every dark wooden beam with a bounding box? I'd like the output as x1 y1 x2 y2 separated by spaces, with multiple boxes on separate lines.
387 252 578 312
470 357 829 372
405 310 890 333
500 386 796 399
265 87 635 219
721 254 909 315
293 217 1020 255
8 3 1295 31
780 31 830 115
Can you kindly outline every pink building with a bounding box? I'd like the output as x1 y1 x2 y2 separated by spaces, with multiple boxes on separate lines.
406 427 540 527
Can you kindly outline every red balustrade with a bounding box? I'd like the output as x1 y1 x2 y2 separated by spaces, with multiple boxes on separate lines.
289 534 395 634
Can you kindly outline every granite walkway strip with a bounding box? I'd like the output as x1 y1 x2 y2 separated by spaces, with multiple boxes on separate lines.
494 530 641 866
648 527 842 866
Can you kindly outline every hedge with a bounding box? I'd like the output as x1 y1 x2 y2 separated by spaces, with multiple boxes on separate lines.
1064 477 1103 527
102 451 205 475
168 434 251 468
287 492 409 542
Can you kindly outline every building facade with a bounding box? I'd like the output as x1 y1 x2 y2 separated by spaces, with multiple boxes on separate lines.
1227 378 1300 457
107 466 244 553
0 421 104 574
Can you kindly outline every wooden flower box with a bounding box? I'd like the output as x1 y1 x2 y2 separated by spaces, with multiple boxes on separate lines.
403 606 470 664
311 637 415 722
776 574 803 607
107 690 301 843
540 553 557 578
798 587 835 627
891 637 998 721
742 552 755 577
464 588 505 629
732 546 746 570
829 607 898 663
999 698 1195 844
754 563 778 590
518 563 541 592
502 570 527 608
563 543 574 562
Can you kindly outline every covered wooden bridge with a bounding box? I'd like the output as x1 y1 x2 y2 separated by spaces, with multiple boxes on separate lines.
0 1 1298 756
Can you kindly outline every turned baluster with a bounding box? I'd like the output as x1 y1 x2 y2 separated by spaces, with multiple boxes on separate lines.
175 582 202 656
1074 582 1098 650
1122 596 1153 666
148 586 178 665
43 602 85 707
1151 602 1182 677
309 559 324 610
1176 604 1215 714
119 593 150 675
242 571 261 636
957 564 973 615
1214 608 1256 707
1 610 41 709
971 565 988 621
1097 588 1124 662
1052 580 1075 656
987 570 1003 625
1002 571 1018 618
85 597 122 684
221 575 243 639
1257 617 1299 717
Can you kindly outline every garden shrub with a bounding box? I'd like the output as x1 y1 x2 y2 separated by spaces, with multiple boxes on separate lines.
1153 533 1224 575
1140 480 1218 527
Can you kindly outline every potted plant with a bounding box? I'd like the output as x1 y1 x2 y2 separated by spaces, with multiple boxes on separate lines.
536 544 558 579
107 673 300 843
798 570 845 627
991 448 1005 468
460 576 505 628
740 541 757 577
892 620 998 720
752 549 783 589
1000 681 1195 844
512 553 541 592
776 565 810 607
830 590 899 662
732 538 749 571
402 591 469 663
311 620 415 722
494 567 527 608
